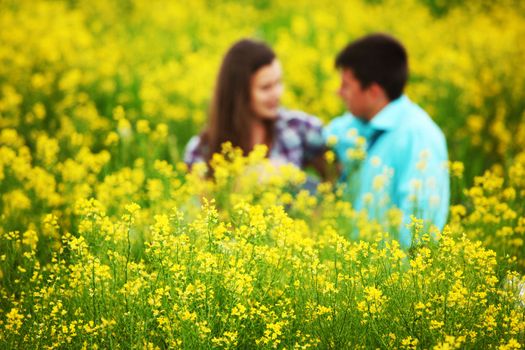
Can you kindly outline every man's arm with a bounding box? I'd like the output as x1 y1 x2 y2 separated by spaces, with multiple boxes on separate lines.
394 130 450 248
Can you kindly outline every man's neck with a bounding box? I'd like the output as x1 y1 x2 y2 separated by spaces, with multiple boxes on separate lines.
365 98 390 122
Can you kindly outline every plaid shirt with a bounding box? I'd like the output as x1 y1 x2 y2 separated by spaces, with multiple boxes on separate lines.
184 109 325 168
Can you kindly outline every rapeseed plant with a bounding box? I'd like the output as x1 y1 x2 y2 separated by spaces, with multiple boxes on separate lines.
1 0 525 348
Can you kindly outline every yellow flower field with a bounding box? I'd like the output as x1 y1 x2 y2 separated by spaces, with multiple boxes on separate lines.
1 0 524 348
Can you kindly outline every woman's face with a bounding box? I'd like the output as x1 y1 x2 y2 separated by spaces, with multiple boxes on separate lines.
250 59 283 120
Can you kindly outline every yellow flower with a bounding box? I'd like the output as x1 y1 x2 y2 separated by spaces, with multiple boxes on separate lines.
22 229 38 250
136 119 150 134
326 135 338 147
450 161 464 178
324 150 335 164
104 131 119 146
5 307 24 333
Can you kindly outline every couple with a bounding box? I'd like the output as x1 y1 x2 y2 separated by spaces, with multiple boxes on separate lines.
184 34 449 248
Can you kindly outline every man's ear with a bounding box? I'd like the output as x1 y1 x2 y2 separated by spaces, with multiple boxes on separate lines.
368 83 389 104
368 82 387 100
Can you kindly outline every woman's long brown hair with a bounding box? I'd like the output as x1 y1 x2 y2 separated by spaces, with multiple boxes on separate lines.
203 39 277 162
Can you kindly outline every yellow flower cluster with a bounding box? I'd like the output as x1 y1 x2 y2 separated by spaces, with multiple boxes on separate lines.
1 0 525 348
449 153 525 270
1 144 524 348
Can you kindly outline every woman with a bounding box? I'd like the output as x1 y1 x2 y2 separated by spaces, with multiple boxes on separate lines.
184 38 326 178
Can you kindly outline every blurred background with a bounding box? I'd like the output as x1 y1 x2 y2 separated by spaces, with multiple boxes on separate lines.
1 0 524 181
0 0 525 216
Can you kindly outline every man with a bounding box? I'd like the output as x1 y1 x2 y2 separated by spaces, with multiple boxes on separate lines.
324 33 449 248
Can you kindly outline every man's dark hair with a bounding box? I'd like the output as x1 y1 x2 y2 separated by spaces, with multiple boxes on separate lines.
335 33 408 101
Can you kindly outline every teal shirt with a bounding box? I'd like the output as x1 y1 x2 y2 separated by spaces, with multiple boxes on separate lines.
324 95 449 248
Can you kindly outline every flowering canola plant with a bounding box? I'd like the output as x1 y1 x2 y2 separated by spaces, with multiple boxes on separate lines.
1 0 525 348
